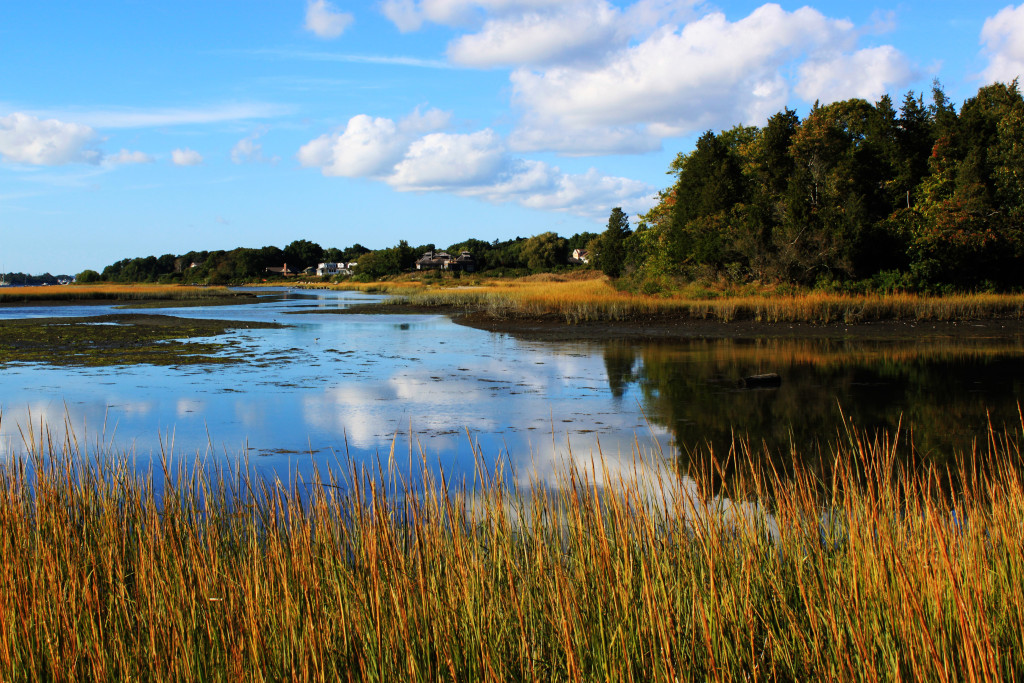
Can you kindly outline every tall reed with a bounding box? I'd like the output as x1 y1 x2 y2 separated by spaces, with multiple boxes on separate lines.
0 416 1022 681
325 277 1024 325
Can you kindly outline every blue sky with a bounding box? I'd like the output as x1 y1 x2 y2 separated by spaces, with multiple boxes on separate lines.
2 0 1023 274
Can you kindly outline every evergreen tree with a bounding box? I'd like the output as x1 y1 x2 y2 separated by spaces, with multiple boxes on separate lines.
600 207 631 278
667 131 746 271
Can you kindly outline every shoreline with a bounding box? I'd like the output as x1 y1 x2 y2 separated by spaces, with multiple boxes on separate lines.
7 291 1024 342
303 301 1024 341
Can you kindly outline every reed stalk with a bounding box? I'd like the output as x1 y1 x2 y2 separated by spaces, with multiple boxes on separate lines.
324 277 1024 325
0 415 1022 681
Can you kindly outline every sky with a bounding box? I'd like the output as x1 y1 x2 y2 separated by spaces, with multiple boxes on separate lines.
2 1 1024 275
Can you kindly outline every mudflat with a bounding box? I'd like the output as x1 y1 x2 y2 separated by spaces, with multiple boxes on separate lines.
0 314 283 366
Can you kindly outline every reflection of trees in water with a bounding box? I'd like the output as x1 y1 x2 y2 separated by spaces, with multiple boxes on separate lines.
602 341 637 399
601 337 1024 475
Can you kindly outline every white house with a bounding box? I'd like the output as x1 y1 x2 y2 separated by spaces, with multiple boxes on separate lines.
316 262 357 276
570 249 590 265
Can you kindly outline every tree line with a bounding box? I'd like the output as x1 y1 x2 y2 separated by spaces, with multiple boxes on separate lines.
602 80 1024 292
80 81 1024 292
81 231 601 284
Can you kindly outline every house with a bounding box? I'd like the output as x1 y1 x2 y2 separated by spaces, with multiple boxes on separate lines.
415 251 453 270
316 262 357 277
415 250 477 272
264 263 296 276
569 249 590 265
453 251 477 272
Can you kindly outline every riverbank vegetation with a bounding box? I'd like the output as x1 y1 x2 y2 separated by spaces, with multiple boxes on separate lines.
328 274 1024 325
1 417 1021 680
72 81 1024 298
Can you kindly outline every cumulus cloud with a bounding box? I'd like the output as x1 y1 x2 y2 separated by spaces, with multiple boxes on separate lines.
508 4 915 154
390 130 506 190
0 113 100 165
796 46 917 103
297 107 451 177
231 130 278 164
304 0 354 38
106 149 154 165
980 4 1024 84
395 0 695 67
171 148 203 166
447 1 622 67
299 109 654 216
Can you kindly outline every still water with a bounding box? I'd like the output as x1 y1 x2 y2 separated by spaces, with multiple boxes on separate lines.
1 288 1023 485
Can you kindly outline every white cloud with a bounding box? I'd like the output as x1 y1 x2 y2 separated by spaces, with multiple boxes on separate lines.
231 131 278 164
30 103 292 129
508 4 916 154
390 130 506 190
382 0 565 32
418 0 697 67
304 0 354 39
796 46 917 103
0 113 100 165
376 1 915 155
171 148 203 166
980 4 1024 84
297 107 451 177
299 109 654 217
447 2 621 67
106 149 154 165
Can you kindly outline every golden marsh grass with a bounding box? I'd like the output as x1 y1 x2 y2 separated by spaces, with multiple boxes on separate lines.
320 276 1024 325
1 416 1022 680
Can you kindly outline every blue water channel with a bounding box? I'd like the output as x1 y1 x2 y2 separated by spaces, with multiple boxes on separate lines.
0 289 670 487
3 288 1024 489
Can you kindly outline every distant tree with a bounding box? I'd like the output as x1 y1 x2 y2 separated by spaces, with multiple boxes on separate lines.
256 246 284 270
76 269 101 283
353 241 415 279
282 239 324 270
566 231 599 253
447 238 493 270
341 243 371 262
520 232 567 272
599 207 631 277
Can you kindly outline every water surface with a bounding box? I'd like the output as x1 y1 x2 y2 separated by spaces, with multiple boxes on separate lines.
2 288 1022 487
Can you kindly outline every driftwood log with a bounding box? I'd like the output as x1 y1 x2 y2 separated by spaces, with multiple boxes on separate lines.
737 373 782 389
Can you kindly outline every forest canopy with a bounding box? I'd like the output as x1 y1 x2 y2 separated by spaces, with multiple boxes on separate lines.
625 80 1024 292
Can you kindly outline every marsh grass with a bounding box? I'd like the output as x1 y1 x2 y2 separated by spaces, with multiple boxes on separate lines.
0 284 238 304
1 415 1023 681
322 277 1024 325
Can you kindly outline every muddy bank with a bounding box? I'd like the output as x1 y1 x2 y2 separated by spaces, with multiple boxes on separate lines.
301 301 1024 341
116 294 273 308
0 314 283 367
0 291 274 309
455 311 1024 341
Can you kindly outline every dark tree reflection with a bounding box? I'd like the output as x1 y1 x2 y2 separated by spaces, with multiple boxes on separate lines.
601 335 1024 478
602 341 637 399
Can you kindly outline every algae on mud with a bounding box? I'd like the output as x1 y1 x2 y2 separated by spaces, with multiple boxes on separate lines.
0 314 283 367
